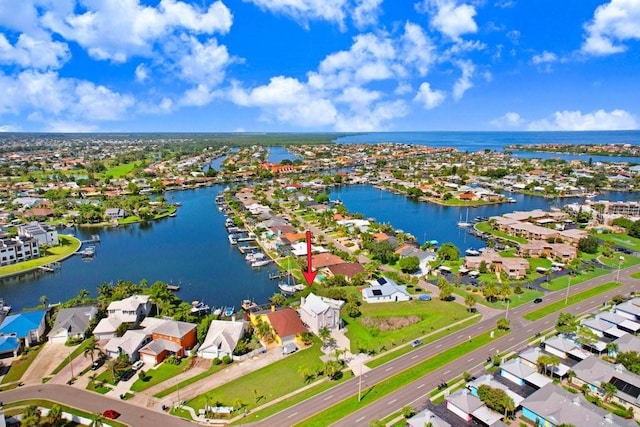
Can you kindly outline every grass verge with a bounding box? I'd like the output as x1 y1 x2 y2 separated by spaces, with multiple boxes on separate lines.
50 338 94 376
523 282 621 321
130 358 189 392
1 345 44 384
153 361 226 398
295 329 508 427
0 235 80 277
2 399 127 427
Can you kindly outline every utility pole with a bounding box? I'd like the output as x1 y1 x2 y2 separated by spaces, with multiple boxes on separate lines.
565 273 571 306
616 256 624 283
358 364 362 402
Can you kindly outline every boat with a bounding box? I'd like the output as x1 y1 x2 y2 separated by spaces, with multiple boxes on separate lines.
250 259 271 267
245 252 265 262
465 248 480 256
191 300 210 315
166 284 181 291
241 299 258 311
228 234 237 245
0 299 11 315
169 212 177 217
80 246 96 257
278 283 307 294
457 209 472 228
224 306 235 317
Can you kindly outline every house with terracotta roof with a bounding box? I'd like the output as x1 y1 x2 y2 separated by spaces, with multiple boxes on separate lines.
310 253 345 269
137 318 197 365
325 262 365 280
252 308 308 346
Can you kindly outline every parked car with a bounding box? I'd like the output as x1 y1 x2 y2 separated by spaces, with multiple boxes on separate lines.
91 359 104 371
411 339 423 348
102 409 120 419
119 369 135 381
131 360 144 371
282 344 298 355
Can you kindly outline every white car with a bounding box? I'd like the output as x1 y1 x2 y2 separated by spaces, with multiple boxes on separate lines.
131 360 144 371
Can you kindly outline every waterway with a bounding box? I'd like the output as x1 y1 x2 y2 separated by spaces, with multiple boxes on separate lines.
0 186 280 311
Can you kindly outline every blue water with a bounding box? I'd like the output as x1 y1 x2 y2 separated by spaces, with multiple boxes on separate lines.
267 146 299 163
335 131 640 163
329 186 638 252
0 186 280 311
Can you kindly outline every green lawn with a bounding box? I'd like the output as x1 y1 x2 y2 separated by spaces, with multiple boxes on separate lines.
0 235 80 277
595 233 640 251
632 272 640 280
103 161 141 178
2 399 127 427
541 268 610 291
343 299 472 354
598 254 640 269
130 358 190 392
475 222 528 244
297 329 508 427
451 286 543 310
154 362 226 398
0 345 44 384
185 340 325 415
524 282 621 321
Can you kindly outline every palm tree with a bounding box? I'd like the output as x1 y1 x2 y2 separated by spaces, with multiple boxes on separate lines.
90 412 105 427
318 326 331 347
47 404 63 425
269 293 286 308
21 405 41 426
39 295 48 308
602 382 617 403
606 342 619 357
464 294 476 312
84 337 98 362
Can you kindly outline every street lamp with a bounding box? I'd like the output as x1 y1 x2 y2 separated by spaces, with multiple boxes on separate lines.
565 272 571 306
616 256 624 284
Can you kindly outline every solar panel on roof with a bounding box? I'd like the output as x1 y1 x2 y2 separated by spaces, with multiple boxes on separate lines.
377 277 387 285
610 377 640 399
372 289 383 296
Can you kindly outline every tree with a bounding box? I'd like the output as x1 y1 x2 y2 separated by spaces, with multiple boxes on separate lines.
319 326 331 348
439 284 452 301
576 326 598 347
90 412 105 427
323 359 342 380
616 351 640 375
39 295 48 308
437 242 459 261
47 404 63 425
602 382 617 403
496 317 510 331
477 384 515 418
464 294 476 312
607 342 619 357
577 236 599 254
398 256 420 273
21 405 42 426
629 220 640 239
269 293 287 307
555 312 578 335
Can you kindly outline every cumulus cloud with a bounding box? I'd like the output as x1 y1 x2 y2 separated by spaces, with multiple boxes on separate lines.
0 70 134 123
401 22 436 76
489 112 523 128
419 0 478 41
581 0 640 56
135 64 149 82
0 124 20 132
414 82 445 109
176 35 231 85
41 0 233 62
0 33 69 69
352 0 383 28
528 109 638 131
452 60 474 101
532 50 557 64
245 0 348 29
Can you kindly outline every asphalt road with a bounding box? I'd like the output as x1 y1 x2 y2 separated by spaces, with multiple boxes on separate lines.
255 265 640 427
0 384 193 427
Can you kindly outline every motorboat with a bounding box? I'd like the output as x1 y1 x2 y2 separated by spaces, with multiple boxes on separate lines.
251 259 271 267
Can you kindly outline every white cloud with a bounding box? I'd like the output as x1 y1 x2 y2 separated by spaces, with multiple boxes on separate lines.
176 35 231 85
528 109 638 131
0 33 69 69
452 60 474 101
581 0 640 56
414 82 445 109
245 0 348 29
135 64 149 82
335 100 408 131
0 70 134 124
352 0 383 28
420 0 478 41
41 0 233 62
401 22 436 76
0 124 20 132
180 84 216 107
532 50 558 64
489 111 523 128
45 120 98 133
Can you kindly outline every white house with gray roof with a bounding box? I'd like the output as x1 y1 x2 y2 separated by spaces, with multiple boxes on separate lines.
361 277 411 303
106 295 151 323
198 319 246 360
48 306 97 344
615 298 640 321
299 293 344 334
522 383 636 427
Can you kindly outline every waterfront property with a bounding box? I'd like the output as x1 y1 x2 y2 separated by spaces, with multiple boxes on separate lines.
299 293 344 335
361 276 411 303
250 308 308 346
47 305 98 344
0 236 40 267
0 309 47 348
17 221 59 246
197 319 246 360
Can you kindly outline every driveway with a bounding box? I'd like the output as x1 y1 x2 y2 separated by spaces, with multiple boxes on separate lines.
21 342 81 386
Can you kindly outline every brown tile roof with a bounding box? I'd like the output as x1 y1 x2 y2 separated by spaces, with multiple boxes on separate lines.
266 308 307 339
311 253 345 268
281 232 306 244
327 262 365 278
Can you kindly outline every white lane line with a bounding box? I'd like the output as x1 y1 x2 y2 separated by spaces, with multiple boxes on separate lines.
385 366 393 372
544 320 550 324
436 344 442 349
323 395 333 401
526 328 532 332
509 337 515 342
417 384 426 389
467 358 474 363
356 416 365 423
388 399 397 405
287 412 299 419
411 355 419 360
444 370 450 375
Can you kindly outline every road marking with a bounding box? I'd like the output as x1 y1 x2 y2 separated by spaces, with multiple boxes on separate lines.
526 328 532 332
287 412 299 419
489 347 495 352
323 395 333 401
544 320 550 324
509 337 515 342
356 416 365 423
444 370 450 375
385 366 393 372
436 344 442 349
457 335 464 340
411 355 419 360
388 399 397 405
467 358 474 363
417 383 426 389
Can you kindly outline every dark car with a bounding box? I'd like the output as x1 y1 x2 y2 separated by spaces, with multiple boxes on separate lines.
102 409 120 419
533 298 543 304
119 369 135 381
91 359 104 370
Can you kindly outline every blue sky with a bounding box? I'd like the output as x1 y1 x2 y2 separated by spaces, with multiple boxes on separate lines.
0 0 639 133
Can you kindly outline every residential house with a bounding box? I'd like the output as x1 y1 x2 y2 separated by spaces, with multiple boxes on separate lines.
465 250 529 280
138 318 197 365
198 319 246 360
521 383 636 427
106 295 152 324
544 335 590 361
252 308 308 346
0 236 40 267
104 329 151 361
445 388 503 425
0 310 47 348
104 208 126 220
93 317 124 341
468 374 525 408
18 221 59 246
597 311 640 335
325 262 365 281
581 317 628 339
500 357 552 389
614 334 640 354
0 334 20 357
361 276 411 303
47 306 98 344
615 298 640 321
299 293 344 335
406 408 450 427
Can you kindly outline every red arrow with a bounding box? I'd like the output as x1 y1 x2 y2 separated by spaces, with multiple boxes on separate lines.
302 230 317 286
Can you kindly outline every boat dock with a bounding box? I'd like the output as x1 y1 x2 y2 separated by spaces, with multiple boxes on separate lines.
38 262 61 272
80 235 101 244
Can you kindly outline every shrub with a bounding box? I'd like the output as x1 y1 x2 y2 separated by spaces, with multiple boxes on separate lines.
222 355 232 364
212 357 222 365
